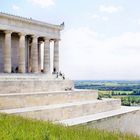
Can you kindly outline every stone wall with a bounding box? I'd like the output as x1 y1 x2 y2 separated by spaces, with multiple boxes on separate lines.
84 109 140 136
0 90 98 109
0 78 74 94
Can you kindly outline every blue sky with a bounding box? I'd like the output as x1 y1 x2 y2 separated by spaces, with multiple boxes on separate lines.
1 0 140 80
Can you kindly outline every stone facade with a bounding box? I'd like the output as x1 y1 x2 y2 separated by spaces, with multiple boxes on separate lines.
0 76 74 94
0 12 63 74
84 109 140 136
0 90 98 109
0 12 74 93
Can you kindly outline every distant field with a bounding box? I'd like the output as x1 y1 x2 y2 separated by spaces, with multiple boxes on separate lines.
98 90 133 95
98 91 140 106
104 82 120 86
113 91 133 94
75 80 140 106
98 90 112 95
75 80 140 91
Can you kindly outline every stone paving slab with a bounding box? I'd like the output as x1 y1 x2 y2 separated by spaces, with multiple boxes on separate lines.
58 106 140 126
0 99 121 121
0 99 115 114
0 74 58 81
0 90 98 109
0 78 74 93
0 89 97 96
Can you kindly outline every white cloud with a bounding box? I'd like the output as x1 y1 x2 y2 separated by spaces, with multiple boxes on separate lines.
90 14 109 21
101 16 109 21
28 0 54 8
60 27 140 80
91 14 100 20
12 4 20 11
99 5 122 13
134 19 140 25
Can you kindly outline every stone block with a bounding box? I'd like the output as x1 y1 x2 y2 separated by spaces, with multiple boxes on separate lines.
0 75 74 94
0 90 98 109
0 99 121 121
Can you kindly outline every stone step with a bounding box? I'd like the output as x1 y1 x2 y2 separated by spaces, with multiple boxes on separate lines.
58 106 140 126
0 74 74 94
0 73 59 80
0 78 74 94
0 99 121 121
0 90 98 109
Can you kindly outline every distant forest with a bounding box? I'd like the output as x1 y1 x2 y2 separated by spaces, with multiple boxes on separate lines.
75 80 140 95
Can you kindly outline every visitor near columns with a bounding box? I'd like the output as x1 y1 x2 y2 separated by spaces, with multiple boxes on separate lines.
53 39 59 74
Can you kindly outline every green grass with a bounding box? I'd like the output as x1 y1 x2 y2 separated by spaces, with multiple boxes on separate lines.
0 113 140 140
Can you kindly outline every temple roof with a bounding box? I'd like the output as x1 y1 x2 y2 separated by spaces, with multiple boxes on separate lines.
0 12 64 30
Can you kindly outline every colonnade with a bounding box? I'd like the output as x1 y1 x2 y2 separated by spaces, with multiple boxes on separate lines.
3 30 59 74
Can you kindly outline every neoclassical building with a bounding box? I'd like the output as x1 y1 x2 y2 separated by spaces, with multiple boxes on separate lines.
0 12 73 93
0 12 63 74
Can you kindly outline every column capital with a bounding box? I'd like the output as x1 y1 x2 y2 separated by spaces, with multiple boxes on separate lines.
44 37 50 40
44 37 50 42
31 35 39 39
18 32 26 36
54 39 59 47
4 30 12 34
38 41 43 45
44 39 50 44
53 38 60 42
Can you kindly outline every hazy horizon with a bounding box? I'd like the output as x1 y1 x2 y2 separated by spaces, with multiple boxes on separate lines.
74 79 140 81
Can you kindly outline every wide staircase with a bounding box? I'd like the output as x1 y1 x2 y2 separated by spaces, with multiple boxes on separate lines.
0 90 121 122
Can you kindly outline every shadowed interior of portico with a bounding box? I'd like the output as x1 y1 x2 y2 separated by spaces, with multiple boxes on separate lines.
0 31 59 74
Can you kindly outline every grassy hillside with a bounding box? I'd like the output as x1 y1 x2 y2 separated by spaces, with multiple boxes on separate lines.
0 113 140 140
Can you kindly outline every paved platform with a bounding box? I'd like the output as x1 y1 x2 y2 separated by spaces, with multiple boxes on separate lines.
0 98 121 121
0 74 74 93
0 90 98 109
0 73 63 81
58 106 140 126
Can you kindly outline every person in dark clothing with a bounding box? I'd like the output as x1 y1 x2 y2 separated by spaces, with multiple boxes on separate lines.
15 66 18 73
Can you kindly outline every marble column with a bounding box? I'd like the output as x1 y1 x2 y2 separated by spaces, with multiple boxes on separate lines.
18 33 26 73
28 38 32 73
4 31 12 73
53 39 59 73
32 35 38 73
38 41 42 72
44 38 50 74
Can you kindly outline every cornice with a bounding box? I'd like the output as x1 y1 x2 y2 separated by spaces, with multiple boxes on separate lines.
0 12 64 30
